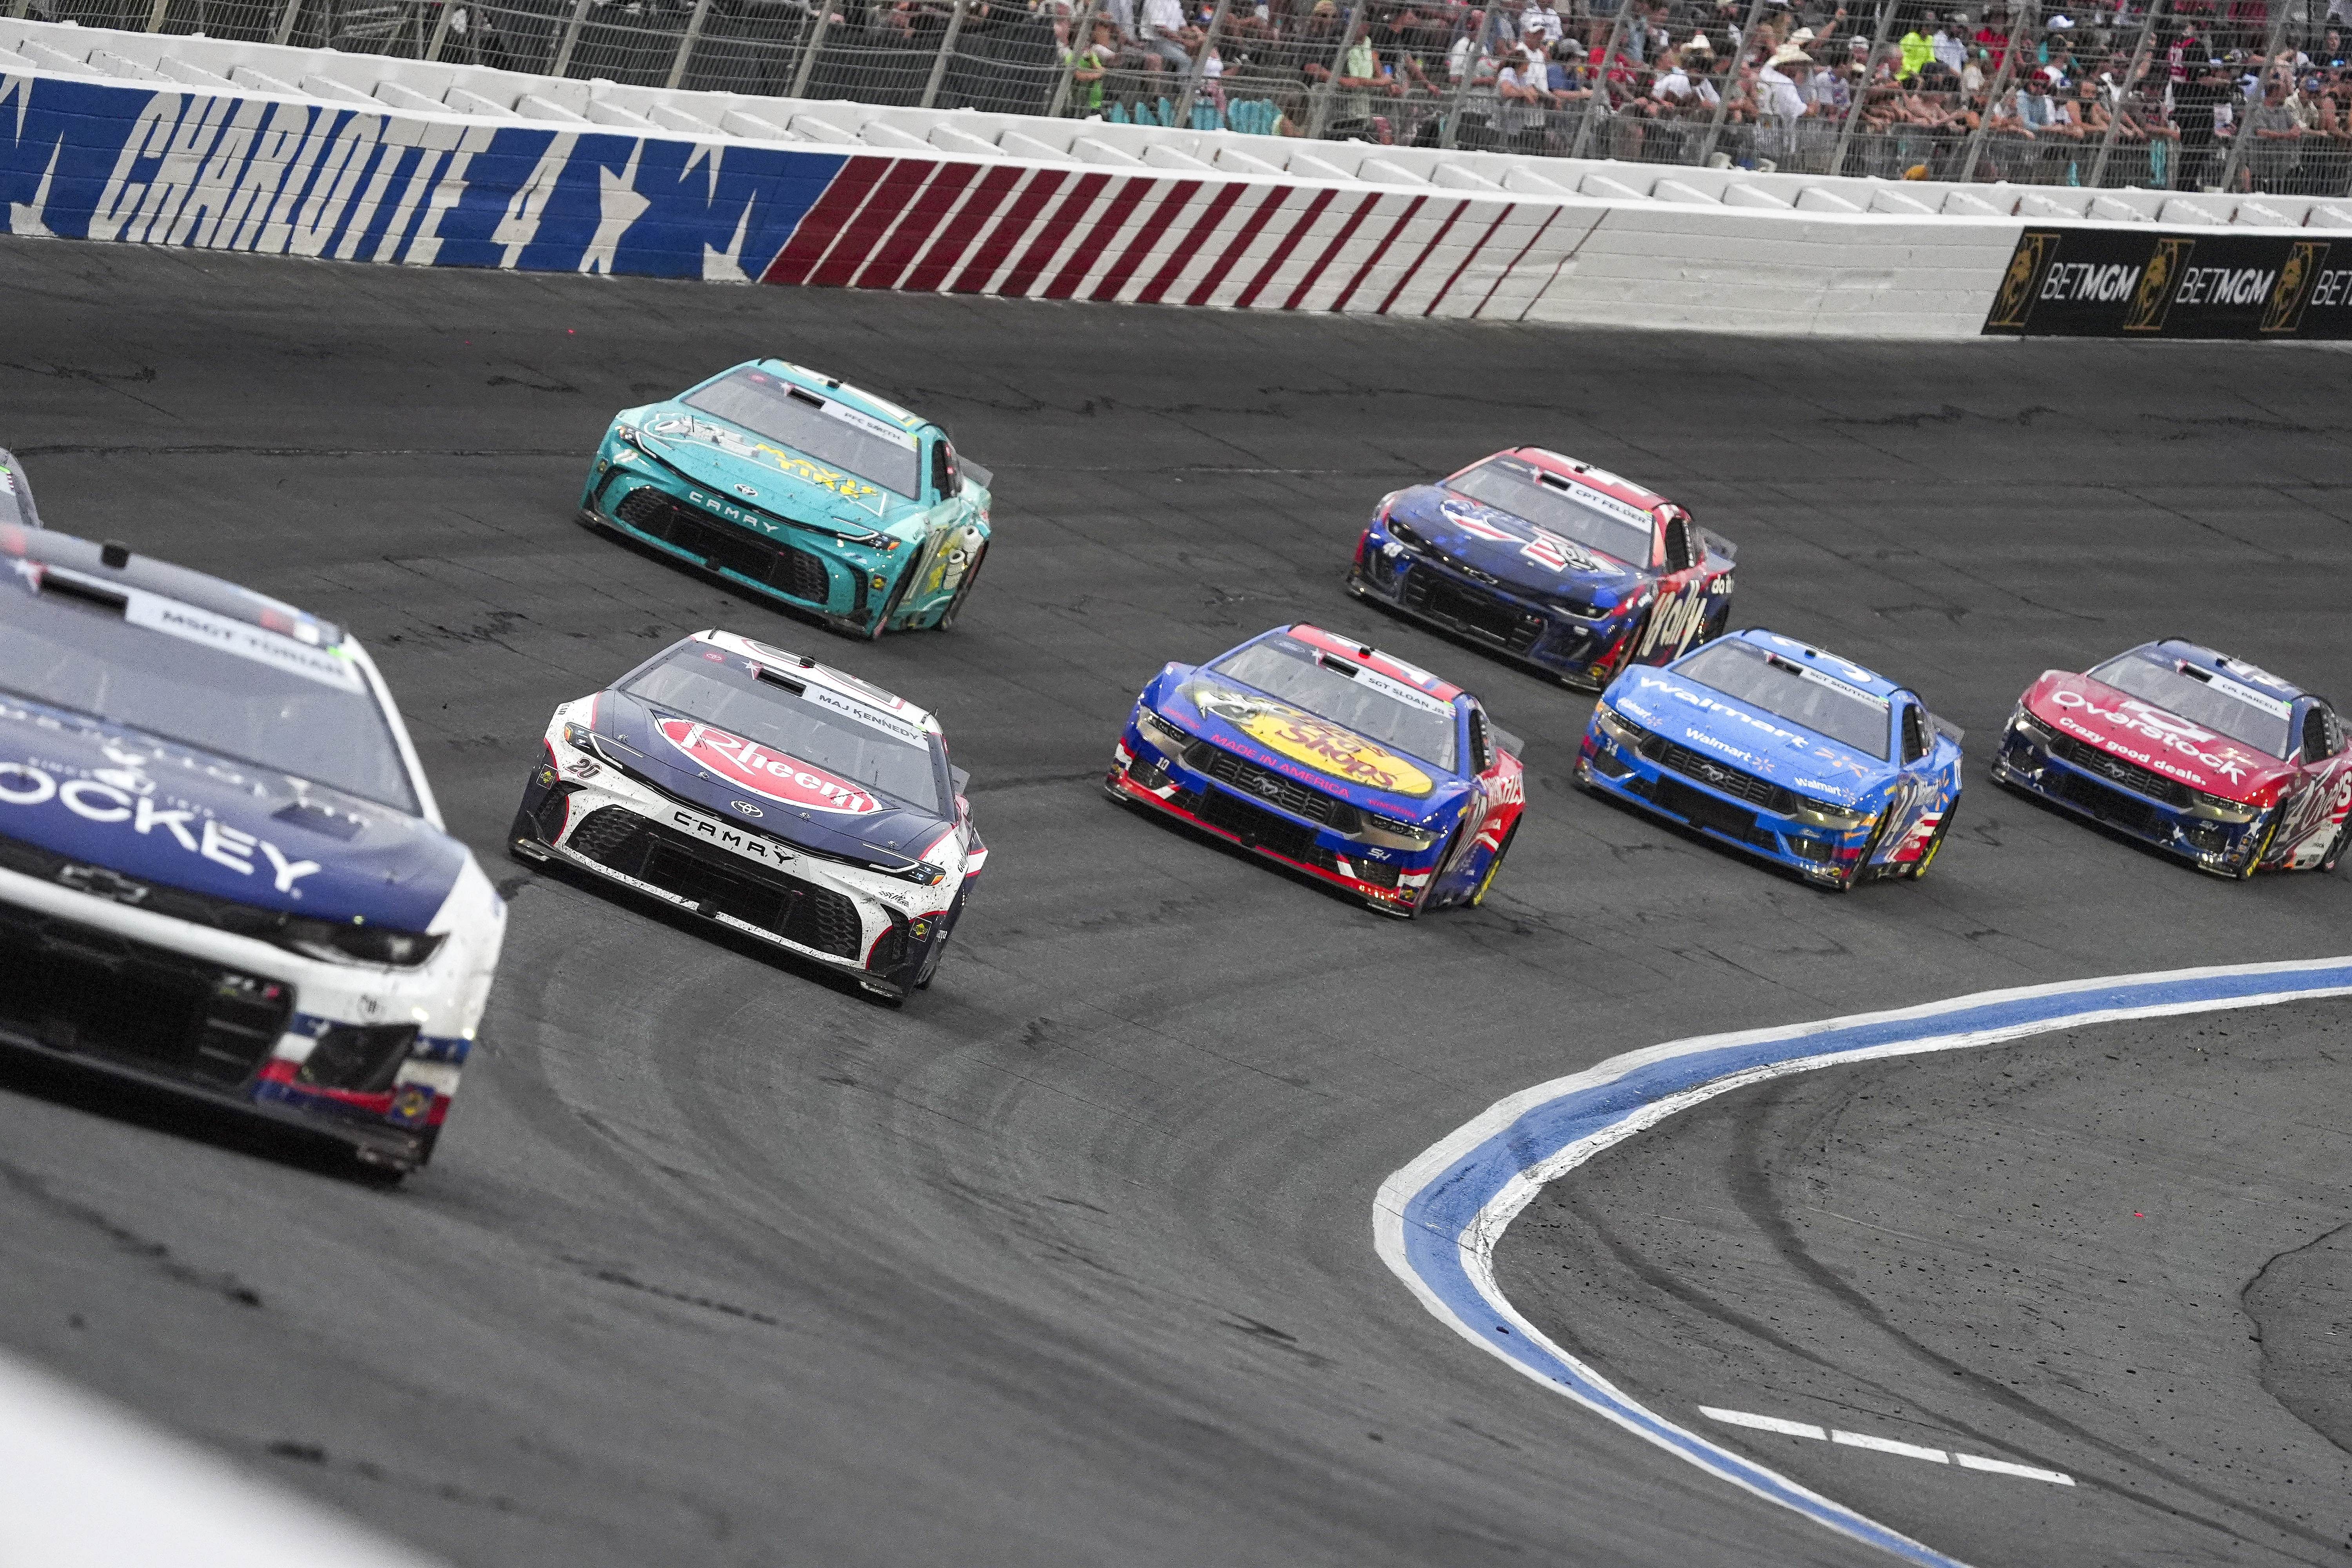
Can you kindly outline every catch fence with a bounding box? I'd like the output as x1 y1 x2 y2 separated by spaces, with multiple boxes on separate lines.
25 0 2350 197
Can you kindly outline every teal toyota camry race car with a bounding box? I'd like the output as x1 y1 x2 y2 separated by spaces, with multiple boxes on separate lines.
580 362 992 639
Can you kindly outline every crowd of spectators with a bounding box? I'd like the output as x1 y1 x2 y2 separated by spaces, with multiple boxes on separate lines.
1044 0 2352 192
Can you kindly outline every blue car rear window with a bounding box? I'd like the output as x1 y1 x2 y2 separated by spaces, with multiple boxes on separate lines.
1675 640 1891 760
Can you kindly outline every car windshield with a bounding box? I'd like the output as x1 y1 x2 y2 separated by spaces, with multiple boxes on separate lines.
681 368 922 500
2088 649 2294 757
1443 458 1657 565
1675 639 1891 759
624 646 946 816
0 577 419 812
1210 635 1457 772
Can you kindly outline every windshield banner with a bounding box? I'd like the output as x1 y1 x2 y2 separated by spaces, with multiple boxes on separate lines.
1983 228 2350 340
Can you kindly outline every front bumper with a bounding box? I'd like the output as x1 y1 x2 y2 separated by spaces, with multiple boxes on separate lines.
1347 530 1631 689
1105 721 1441 913
512 764 949 996
0 860 496 1170
1991 717 2266 875
1575 722 1884 886
581 465 910 637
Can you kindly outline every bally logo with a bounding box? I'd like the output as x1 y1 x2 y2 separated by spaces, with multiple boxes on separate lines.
657 719 881 815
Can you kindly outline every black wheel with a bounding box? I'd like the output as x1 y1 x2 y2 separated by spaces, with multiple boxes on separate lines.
867 564 916 640
2236 811 2281 880
936 541 987 630
2323 820 2350 874
1900 802 1955 881
1467 820 1518 907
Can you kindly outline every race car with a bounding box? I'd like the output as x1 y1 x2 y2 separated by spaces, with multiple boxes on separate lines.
579 361 991 639
1347 448 1735 690
0 447 44 530
1991 639 2352 878
1106 624 1524 917
1575 628 1964 890
510 630 982 1001
0 526 506 1177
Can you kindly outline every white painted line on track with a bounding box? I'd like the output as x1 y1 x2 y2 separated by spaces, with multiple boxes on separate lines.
0 1349 445 1568
1699 1406 1828 1440
1702 1407 2078 1485
1832 1430 1951 1464
1374 955 2352 1568
1954 1453 2075 1486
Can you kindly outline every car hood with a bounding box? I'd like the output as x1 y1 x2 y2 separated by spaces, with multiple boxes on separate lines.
2023 671 2290 804
632 406 918 533
0 699 467 930
1611 667 1894 807
1388 485 1650 609
595 691 954 866
1149 668 1465 820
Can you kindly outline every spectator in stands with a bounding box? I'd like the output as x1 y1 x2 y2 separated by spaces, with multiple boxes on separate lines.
1973 5 2013 72
1521 0 1564 48
1137 0 1201 70
1899 14 1936 79
1756 41 1815 162
1495 40 1553 147
1653 40 1721 113
2245 76 2304 187
1065 13 1118 109
1932 15 1966 74
1327 20 1405 135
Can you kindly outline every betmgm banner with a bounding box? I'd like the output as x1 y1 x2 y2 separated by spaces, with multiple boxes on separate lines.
1984 225 2351 340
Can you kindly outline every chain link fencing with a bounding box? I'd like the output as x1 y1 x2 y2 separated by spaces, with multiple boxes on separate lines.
26 0 2350 196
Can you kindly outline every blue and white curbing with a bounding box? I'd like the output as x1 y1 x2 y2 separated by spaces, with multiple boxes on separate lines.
1374 955 2352 1567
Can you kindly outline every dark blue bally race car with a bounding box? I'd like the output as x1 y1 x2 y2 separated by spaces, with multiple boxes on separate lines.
1348 448 1735 691
1575 628 1964 890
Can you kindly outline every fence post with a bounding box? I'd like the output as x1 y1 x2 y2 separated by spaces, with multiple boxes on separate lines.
918 0 971 108
1436 7 1482 150
1047 0 1105 116
270 0 306 44
2216 0 2293 191
143 0 169 30
1174 0 1231 130
1570 0 1638 159
667 0 715 87
1303 0 1367 140
2087 0 2163 187
788 0 841 98
1694 0 1769 165
425 0 459 60
1956 0 2035 184
550 0 595 75
1829 0 1898 175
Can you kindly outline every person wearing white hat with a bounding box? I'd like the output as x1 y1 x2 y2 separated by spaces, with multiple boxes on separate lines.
1757 40 1815 164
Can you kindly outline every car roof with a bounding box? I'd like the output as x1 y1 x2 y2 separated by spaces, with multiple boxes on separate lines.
1713 628 1909 701
2128 638 2312 704
1280 624 1468 705
736 359 936 437
692 629 945 737
1506 448 1678 516
4 524 346 648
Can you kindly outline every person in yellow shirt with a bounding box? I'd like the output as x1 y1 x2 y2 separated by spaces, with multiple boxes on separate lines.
1898 15 1936 80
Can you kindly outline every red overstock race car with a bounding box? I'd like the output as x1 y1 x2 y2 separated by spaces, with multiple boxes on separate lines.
1991 638 2352 878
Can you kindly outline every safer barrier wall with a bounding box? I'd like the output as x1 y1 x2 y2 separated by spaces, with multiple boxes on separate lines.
0 64 2022 336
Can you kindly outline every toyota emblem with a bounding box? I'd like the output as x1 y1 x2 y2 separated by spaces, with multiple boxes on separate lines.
730 800 763 817
733 483 759 498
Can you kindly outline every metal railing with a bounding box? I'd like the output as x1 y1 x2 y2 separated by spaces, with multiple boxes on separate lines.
46 0 2352 198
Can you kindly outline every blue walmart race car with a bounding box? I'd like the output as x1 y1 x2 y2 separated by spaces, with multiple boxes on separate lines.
581 361 992 639
1575 628 1964 890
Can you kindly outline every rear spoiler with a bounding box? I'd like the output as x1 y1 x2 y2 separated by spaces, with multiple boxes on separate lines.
0 448 42 531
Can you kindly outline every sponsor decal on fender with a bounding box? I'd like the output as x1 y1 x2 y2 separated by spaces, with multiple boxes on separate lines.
657 719 882 814
0 758 323 894
1183 684 1436 797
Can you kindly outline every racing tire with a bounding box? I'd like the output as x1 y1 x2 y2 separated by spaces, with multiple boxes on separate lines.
1900 803 1955 881
2236 812 2281 880
1466 820 1518 908
936 542 987 631
2323 821 2350 875
866 564 917 641
1833 809 1895 893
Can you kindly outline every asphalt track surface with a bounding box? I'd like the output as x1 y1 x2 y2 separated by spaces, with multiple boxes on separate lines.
0 238 2347 1568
